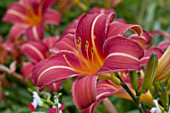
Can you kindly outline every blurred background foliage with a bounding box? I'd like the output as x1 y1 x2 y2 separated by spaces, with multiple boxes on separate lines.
0 0 170 113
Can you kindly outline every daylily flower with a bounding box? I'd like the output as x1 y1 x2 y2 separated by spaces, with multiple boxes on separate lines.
152 30 170 50
21 36 59 79
32 12 144 111
21 37 61 91
3 0 61 40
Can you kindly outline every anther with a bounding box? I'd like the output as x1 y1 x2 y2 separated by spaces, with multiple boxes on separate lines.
85 40 89 50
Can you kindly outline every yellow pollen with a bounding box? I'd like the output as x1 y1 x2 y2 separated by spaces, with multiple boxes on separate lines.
63 38 104 75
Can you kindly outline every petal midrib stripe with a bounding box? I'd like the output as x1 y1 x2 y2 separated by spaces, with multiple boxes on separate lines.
37 65 75 83
24 44 45 60
8 9 27 19
106 52 139 61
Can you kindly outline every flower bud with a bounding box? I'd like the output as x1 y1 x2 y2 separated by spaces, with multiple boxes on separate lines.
154 47 170 82
98 73 121 85
129 71 138 90
110 74 121 85
139 54 158 93
160 87 169 109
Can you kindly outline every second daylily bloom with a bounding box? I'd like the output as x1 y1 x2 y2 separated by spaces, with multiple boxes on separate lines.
32 12 144 110
3 0 61 40
21 37 61 92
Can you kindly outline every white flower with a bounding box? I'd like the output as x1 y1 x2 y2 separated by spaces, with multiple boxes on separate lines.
150 99 161 113
168 108 170 113
33 91 43 106
54 98 64 113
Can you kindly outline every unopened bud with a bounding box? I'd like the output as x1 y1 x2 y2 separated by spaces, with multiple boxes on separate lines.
160 87 169 109
154 47 170 82
110 73 121 85
129 71 138 90
98 73 121 85
139 54 158 93
167 79 170 90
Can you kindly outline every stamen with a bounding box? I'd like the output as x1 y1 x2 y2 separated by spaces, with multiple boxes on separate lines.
63 55 74 69
76 37 86 69
91 47 94 63
77 37 82 46
85 40 89 60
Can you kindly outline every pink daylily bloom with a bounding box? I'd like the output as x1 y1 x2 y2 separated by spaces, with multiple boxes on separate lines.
129 30 152 49
21 41 49 63
158 41 170 50
152 30 170 50
21 37 61 91
3 0 61 40
21 62 34 79
32 12 144 110
152 30 170 40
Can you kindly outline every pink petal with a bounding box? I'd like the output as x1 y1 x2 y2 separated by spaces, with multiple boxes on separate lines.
100 36 144 73
9 24 26 40
140 47 164 66
44 9 61 25
21 62 35 79
43 36 59 48
19 0 41 15
19 0 35 6
141 30 152 44
129 35 148 49
152 30 170 40
46 81 63 92
83 80 118 113
62 17 80 35
107 22 143 38
50 17 80 53
114 18 127 23
25 25 43 40
32 51 80 89
50 34 76 53
90 7 115 14
42 0 58 13
21 41 48 63
72 75 97 109
2 3 26 24
158 41 170 50
76 13 114 60
9 61 17 73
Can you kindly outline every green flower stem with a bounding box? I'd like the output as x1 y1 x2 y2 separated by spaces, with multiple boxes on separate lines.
41 98 57 106
116 74 137 102
115 74 145 113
